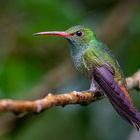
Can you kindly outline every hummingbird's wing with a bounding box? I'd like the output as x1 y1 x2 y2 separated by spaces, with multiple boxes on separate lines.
93 64 140 130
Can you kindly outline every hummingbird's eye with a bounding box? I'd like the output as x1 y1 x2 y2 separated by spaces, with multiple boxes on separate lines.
75 31 83 37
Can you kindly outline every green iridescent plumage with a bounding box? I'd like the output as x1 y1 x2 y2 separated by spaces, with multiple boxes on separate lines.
65 25 125 85
34 25 140 130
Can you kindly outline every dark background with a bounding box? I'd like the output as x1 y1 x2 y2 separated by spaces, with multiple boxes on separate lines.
0 0 140 139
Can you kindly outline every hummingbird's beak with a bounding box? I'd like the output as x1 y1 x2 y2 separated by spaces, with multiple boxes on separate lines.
33 31 70 37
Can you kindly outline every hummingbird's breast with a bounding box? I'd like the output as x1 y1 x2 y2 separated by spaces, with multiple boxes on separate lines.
71 41 125 85
72 49 95 79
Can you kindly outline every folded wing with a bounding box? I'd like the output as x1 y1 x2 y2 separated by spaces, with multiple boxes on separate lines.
93 64 140 130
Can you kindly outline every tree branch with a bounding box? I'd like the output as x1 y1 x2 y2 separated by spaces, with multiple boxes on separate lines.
0 69 139 114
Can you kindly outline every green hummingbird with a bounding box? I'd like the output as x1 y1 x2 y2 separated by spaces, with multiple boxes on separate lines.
34 25 140 130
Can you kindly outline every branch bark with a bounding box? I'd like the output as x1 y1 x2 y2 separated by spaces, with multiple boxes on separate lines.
0 69 139 114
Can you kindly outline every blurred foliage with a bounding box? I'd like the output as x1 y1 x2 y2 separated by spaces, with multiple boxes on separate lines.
0 0 140 140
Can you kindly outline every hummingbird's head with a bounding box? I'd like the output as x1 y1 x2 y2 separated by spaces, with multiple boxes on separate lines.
34 25 96 52
65 25 96 46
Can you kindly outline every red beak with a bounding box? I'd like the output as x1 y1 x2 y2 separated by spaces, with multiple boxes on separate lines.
33 31 70 37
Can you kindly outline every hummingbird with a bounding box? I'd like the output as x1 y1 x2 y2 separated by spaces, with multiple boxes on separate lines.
34 25 140 130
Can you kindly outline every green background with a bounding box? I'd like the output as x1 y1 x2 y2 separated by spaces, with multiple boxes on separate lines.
0 0 140 140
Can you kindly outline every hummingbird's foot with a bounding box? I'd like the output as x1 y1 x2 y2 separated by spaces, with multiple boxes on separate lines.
81 87 99 94
81 88 98 94
89 78 99 93
89 86 98 93
80 78 99 93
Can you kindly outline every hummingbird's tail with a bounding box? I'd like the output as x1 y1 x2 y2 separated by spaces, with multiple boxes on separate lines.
93 65 140 130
